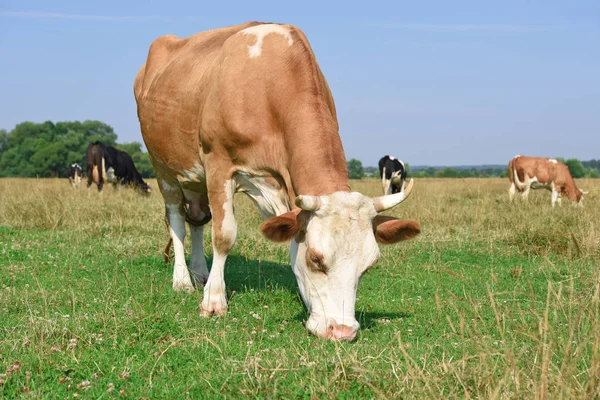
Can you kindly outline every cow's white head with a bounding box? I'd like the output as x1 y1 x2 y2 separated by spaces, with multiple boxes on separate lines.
260 180 420 341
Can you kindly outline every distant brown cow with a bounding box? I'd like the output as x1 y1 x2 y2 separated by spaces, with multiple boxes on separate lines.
508 155 587 207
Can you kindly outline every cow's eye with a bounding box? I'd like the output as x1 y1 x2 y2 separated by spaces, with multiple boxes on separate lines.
306 249 327 274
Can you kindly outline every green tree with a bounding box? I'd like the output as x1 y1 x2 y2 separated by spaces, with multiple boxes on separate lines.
0 120 139 177
347 159 364 179
564 159 585 178
587 168 600 178
0 129 7 152
436 168 459 178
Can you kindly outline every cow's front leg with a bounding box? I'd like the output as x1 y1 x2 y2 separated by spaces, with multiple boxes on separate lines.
201 179 237 317
166 203 195 293
551 188 559 207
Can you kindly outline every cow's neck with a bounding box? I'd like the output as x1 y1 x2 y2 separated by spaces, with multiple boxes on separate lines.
285 102 350 197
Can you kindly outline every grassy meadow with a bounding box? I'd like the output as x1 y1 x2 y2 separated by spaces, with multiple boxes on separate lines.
0 177 599 398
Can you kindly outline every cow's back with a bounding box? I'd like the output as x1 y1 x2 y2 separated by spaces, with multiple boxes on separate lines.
512 156 557 184
135 22 263 173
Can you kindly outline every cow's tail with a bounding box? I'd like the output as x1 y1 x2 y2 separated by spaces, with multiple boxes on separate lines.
510 158 525 189
101 156 107 183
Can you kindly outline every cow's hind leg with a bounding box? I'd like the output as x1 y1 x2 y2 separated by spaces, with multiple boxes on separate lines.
160 179 195 293
521 185 530 201
201 178 237 317
165 203 195 293
509 182 516 201
87 164 94 189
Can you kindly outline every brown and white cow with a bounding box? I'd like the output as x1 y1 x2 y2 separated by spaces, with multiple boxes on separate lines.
134 22 421 341
508 155 587 207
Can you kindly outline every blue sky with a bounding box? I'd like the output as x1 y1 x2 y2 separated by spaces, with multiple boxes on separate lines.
1 0 598 166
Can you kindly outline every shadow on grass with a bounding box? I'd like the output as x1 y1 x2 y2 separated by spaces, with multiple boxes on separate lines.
219 255 298 293
148 254 297 293
358 311 412 330
154 254 413 332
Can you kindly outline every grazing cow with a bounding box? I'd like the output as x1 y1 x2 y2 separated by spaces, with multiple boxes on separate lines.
66 163 83 188
378 155 407 195
508 155 587 207
86 142 107 191
86 142 151 193
135 22 421 341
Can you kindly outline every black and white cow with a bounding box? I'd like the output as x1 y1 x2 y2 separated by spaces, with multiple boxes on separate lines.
378 155 407 195
86 141 151 193
66 163 83 188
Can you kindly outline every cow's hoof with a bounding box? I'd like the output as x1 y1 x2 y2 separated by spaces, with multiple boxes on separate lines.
199 308 228 318
173 282 195 294
200 302 228 318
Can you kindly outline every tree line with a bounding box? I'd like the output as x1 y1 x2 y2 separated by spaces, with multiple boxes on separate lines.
1 121 597 180
0 121 155 178
347 158 600 179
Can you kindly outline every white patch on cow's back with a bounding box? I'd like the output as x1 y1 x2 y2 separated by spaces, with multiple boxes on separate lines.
549 159 558 164
388 155 396 161
240 24 294 58
515 155 521 158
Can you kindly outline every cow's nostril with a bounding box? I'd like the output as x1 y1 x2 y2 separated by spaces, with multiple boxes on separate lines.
327 323 357 341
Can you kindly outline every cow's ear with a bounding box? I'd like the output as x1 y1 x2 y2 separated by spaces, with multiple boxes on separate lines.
260 209 309 242
373 215 421 244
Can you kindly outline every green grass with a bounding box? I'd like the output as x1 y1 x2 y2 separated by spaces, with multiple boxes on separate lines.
0 178 599 398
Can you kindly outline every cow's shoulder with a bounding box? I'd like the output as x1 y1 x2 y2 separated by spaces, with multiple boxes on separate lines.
378 156 390 170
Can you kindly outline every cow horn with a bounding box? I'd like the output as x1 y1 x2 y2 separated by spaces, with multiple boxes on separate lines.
373 179 414 212
295 195 321 211
580 189 589 195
